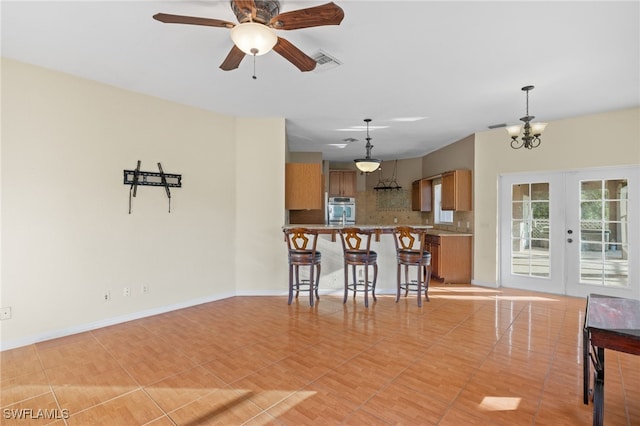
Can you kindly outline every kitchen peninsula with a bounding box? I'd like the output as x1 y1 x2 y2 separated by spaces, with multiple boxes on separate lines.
282 224 472 294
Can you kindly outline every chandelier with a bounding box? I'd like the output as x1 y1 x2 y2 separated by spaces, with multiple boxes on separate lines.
354 119 381 173
507 85 547 149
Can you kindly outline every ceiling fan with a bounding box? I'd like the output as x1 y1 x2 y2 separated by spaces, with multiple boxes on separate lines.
153 1 344 72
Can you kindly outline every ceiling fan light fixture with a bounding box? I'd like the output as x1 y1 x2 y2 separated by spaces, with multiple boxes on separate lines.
230 22 277 56
354 119 382 173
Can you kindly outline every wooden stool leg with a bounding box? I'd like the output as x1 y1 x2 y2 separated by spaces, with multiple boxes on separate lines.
294 265 300 299
404 265 410 297
343 262 349 304
315 263 321 300
416 264 423 308
372 263 378 301
424 264 430 301
396 263 401 302
364 264 369 308
308 264 315 307
288 264 294 305
352 265 357 299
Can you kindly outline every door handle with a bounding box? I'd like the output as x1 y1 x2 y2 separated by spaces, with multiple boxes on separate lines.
567 238 573 243
567 229 573 234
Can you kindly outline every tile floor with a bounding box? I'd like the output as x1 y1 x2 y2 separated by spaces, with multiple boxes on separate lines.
1 285 639 425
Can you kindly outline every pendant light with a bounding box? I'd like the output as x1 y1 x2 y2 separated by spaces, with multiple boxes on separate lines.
354 119 381 173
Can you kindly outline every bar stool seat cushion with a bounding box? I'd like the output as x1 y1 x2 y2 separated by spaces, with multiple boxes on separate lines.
397 249 430 263
289 251 322 263
344 249 377 263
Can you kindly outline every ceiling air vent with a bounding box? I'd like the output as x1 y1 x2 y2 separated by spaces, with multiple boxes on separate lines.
311 50 342 73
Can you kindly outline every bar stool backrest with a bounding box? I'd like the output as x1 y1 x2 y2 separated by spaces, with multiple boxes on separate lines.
339 227 373 253
284 228 318 254
394 226 426 255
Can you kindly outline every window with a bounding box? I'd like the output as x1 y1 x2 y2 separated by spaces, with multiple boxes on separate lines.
434 183 453 224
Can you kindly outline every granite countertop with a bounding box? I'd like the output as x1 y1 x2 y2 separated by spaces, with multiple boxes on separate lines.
283 224 433 230
282 224 473 237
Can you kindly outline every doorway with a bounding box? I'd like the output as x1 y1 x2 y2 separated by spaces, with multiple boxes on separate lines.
499 166 639 298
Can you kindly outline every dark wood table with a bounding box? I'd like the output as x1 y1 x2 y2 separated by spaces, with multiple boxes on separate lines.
583 294 640 426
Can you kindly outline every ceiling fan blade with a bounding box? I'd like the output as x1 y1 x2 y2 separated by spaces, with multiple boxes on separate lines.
153 13 235 28
231 0 257 20
273 37 316 72
270 2 344 30
220 45 246 71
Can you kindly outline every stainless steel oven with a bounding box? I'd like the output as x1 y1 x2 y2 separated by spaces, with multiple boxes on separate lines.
327 197 356 225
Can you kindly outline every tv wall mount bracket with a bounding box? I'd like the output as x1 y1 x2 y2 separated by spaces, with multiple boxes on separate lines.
123 161 182 214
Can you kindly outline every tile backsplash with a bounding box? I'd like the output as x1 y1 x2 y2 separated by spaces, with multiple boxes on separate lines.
355 189 474 233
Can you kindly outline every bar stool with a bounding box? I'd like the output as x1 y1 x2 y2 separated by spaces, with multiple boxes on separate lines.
283 228 321 306
393 226 431 307
339 227 378 307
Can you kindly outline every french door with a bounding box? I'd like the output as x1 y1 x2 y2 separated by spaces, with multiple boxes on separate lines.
499 166 639 298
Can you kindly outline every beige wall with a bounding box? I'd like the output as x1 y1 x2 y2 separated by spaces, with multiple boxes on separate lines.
420 135 475 232
422 134 475 177
473 107 640 286
235 117 288 294
0 59 287 348
288 152 322 163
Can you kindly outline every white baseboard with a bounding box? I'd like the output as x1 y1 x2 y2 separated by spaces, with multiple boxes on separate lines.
0 291 236 351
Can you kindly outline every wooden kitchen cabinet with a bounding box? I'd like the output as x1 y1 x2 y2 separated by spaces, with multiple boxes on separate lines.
285 163 322 210
412 178 432 211
441 169 472 211
426 234 472 283
329 170 356 197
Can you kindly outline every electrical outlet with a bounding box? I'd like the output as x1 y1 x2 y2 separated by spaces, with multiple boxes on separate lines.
123 287 130 297
0 306 12 320
104 291 111 302
142 284 149 294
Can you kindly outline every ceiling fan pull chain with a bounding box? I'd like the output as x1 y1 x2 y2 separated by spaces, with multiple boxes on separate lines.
251 48 258 79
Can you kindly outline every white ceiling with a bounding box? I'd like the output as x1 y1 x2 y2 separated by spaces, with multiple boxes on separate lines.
3 1 639 162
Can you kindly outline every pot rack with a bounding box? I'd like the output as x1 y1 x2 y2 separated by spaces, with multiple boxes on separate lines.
123 161 182 214
374 159 402 191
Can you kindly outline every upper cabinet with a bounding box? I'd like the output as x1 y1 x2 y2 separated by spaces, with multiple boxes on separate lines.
411 178 432 211
329 170 356 197
441 169 472 211
285 163 322 210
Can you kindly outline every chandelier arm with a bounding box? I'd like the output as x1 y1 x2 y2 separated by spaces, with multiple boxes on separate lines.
511 139 524 149
530 137 541 149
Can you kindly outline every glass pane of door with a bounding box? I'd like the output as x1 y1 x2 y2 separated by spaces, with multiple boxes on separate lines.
579 179 629 287
510 182 550 277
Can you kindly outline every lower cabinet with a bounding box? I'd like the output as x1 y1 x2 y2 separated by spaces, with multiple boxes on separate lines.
425 234 472 283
